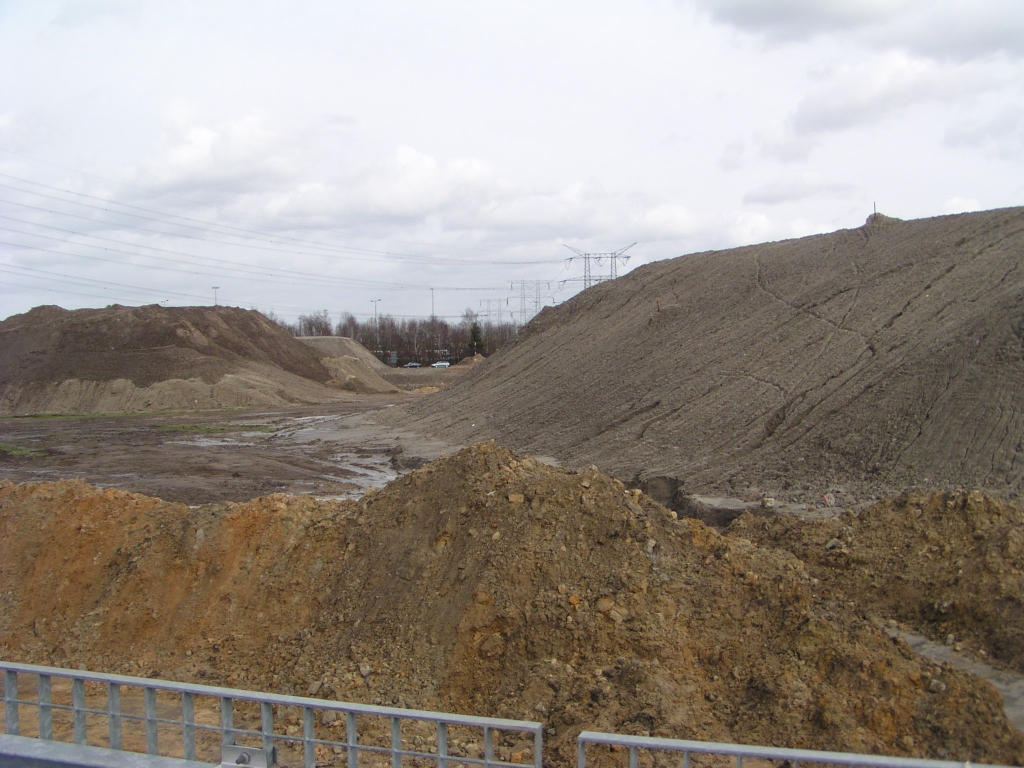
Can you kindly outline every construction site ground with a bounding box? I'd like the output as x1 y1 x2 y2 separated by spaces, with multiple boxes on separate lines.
0 399 458 505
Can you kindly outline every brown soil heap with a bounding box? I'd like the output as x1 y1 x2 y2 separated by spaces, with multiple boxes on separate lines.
1 444 1021 765
400 207 1024 502
0 304 349 414
729 489 1024 674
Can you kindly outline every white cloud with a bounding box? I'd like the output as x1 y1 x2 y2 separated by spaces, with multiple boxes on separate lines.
137 105 298 192
941 197 983 214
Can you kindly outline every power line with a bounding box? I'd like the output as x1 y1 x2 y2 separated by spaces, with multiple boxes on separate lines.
0 174 564 267
0 147 550 258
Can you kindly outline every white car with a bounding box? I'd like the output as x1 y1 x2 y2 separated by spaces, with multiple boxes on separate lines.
431 361 451 368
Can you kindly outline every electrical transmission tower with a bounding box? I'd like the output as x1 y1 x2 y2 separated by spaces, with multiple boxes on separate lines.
562 243 636 290
478 299 503 325
508 280 550 325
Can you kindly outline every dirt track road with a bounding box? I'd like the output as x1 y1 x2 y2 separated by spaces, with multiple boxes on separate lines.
0 397 459 505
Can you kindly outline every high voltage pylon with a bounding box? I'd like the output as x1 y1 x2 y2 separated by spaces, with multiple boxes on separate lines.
562 243 636 290
478 298 503 325
508 280 550 325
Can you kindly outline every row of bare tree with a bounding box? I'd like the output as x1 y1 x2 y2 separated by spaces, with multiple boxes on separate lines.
267 309 519 364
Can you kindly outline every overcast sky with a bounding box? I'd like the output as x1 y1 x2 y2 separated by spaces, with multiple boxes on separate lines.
2 0 1022 324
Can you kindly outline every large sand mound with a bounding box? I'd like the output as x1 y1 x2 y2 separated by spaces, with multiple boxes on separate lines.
0 305 350 414
400 207 1024 502
1 444 1022 765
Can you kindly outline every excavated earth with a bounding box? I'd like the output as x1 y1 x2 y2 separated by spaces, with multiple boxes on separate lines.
2 444 1023 766
397 207 1024 506
0 305 363 414
729 489 1024 675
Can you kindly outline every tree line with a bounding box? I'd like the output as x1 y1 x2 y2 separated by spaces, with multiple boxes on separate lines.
267 309 519 365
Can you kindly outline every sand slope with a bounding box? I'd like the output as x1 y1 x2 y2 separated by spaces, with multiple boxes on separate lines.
402 208 1024 500
0 305 351 414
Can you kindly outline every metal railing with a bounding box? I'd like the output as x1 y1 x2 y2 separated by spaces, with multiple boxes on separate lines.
2 661 543 768
577 731 1013 768
4 663 1017 768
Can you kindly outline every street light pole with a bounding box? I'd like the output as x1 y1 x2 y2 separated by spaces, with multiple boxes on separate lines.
371 299 382 357
212 287 219 306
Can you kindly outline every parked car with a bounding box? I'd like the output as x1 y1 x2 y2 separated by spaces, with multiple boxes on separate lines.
431 361 451 368
403 361 422 368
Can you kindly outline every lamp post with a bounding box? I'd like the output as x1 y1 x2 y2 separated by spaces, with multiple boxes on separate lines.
212 287 219 306
371 299 382 358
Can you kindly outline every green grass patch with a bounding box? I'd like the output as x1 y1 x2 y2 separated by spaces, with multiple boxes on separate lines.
157 423 275 434
0 442 48 458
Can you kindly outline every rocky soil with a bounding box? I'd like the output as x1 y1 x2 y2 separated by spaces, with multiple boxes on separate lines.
2 444 1022 766
729 489 1024 674
398 207 1024 505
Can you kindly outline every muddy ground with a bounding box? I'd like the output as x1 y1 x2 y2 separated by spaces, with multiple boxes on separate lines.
0 397 459 505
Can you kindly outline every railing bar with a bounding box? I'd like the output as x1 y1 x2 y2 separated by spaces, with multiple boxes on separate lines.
629 745 638 768
37 675 52 740
304 706 316 768
182 691 195 761
438 721 448 768
347 711 358 768
3 670 18 736
0 662 541 731
391 715 402 768
144 686 158 754
262 700 274 752
108 683 122 751
221 696 234 746
72 677 86 744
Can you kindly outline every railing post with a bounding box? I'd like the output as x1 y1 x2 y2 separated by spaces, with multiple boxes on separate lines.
347 711 358 768
220 696 235 746
182 691 195 761
303 706 316 768
72 677 86 744
261 701 274 752
144 686 158 754
484 726 494 768
4 670 19 736
37 674 52 740
437 721 448 768
534 726 543 768
577 736 586 768
108 683 122 751
391 716 402 768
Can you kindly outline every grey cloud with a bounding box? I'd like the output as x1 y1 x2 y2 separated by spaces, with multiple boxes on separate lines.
690 0 1024 61
691 0 906 40
945 105 1024 159
743 178 858 205
51 0 138 28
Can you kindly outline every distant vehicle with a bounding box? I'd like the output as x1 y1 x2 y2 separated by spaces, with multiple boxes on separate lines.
404 361 422 368
431 361 451 368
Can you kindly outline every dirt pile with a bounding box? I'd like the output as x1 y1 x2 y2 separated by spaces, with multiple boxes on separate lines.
1 444 1022 765
398 207 1024 503
729 489 1024 674
320 356 401 393
0 305 350 414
